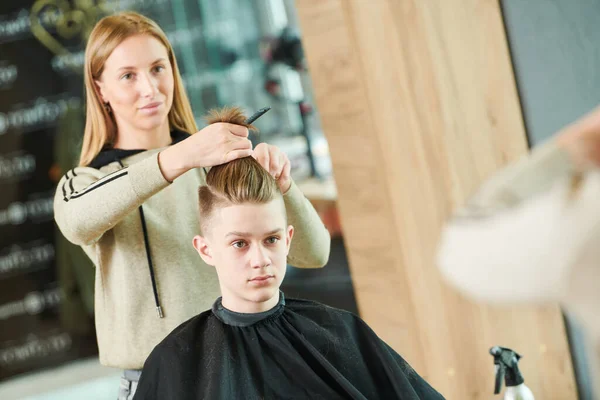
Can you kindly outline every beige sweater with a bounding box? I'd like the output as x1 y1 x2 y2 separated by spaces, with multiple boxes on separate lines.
54 143 330 369
437 138 600 393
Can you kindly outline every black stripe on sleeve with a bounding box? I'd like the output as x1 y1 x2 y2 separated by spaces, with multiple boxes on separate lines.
68 169 76 196
65 170 129 202
61 169 72 201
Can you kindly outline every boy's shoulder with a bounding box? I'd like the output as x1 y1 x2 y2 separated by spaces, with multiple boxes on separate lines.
286 297 356 316
151 308 215 355
285 297 369 329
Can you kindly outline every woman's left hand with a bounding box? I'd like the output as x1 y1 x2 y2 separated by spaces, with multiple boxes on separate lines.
253 143 292 194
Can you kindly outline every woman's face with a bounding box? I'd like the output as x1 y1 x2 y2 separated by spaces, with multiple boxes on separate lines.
95 34 174 134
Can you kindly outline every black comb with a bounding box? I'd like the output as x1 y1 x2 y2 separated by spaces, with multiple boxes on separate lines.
245 107 271 124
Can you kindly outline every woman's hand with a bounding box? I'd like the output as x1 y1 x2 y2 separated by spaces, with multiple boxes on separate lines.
158 123 252 182
253 143 292 194
557 105 600 170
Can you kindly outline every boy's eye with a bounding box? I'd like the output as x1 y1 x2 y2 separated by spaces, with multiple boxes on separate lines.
265 237 279 245
232 241 247 249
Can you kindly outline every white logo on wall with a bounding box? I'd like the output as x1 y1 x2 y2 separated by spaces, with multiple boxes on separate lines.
0 96 81 136
0 287 62 321
0 195 53 226
0 152 36 182
0 332 72 367
0 9 59 44
51 51 85 74
0 63 17 88
0 241 55 276
0 1 169 43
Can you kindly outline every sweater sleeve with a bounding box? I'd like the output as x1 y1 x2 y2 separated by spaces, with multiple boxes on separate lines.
436 138 578 303
53 152 171 246
283 181 331 269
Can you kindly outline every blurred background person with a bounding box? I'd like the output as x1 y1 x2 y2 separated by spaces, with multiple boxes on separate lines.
437 104 600 395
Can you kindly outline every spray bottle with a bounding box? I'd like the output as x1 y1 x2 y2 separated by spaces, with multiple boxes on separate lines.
490 346 535 400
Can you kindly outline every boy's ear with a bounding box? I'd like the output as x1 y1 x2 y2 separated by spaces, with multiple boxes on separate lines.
192 235 215 266
285 225 294 255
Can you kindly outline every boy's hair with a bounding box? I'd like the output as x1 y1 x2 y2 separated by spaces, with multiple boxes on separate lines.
198 107 283 235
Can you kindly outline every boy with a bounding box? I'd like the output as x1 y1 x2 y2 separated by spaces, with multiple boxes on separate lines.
133 109 444 400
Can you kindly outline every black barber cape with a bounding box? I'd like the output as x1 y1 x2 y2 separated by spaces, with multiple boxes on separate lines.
133 293 444 400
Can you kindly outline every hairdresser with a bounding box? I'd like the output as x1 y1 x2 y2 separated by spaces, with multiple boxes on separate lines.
53 12 330 399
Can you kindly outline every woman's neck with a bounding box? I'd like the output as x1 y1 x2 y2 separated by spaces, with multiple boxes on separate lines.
113 119 171 150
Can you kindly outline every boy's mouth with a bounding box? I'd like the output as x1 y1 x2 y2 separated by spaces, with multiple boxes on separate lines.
249 275 274 282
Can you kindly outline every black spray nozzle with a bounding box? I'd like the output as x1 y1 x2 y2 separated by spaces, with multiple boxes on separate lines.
490 346 525 394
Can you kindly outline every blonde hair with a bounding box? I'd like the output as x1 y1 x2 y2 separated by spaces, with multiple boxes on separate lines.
198 107 279 234
80 11 197 166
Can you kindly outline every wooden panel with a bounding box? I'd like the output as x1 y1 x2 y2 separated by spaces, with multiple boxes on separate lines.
295 0 577 398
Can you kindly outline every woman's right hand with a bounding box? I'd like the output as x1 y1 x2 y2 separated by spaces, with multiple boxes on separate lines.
158 123 252 182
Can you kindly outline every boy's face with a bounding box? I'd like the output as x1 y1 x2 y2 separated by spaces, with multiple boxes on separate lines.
193 198 293 313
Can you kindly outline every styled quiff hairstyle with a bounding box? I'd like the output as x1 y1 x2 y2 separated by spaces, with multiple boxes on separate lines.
198 107 283 235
